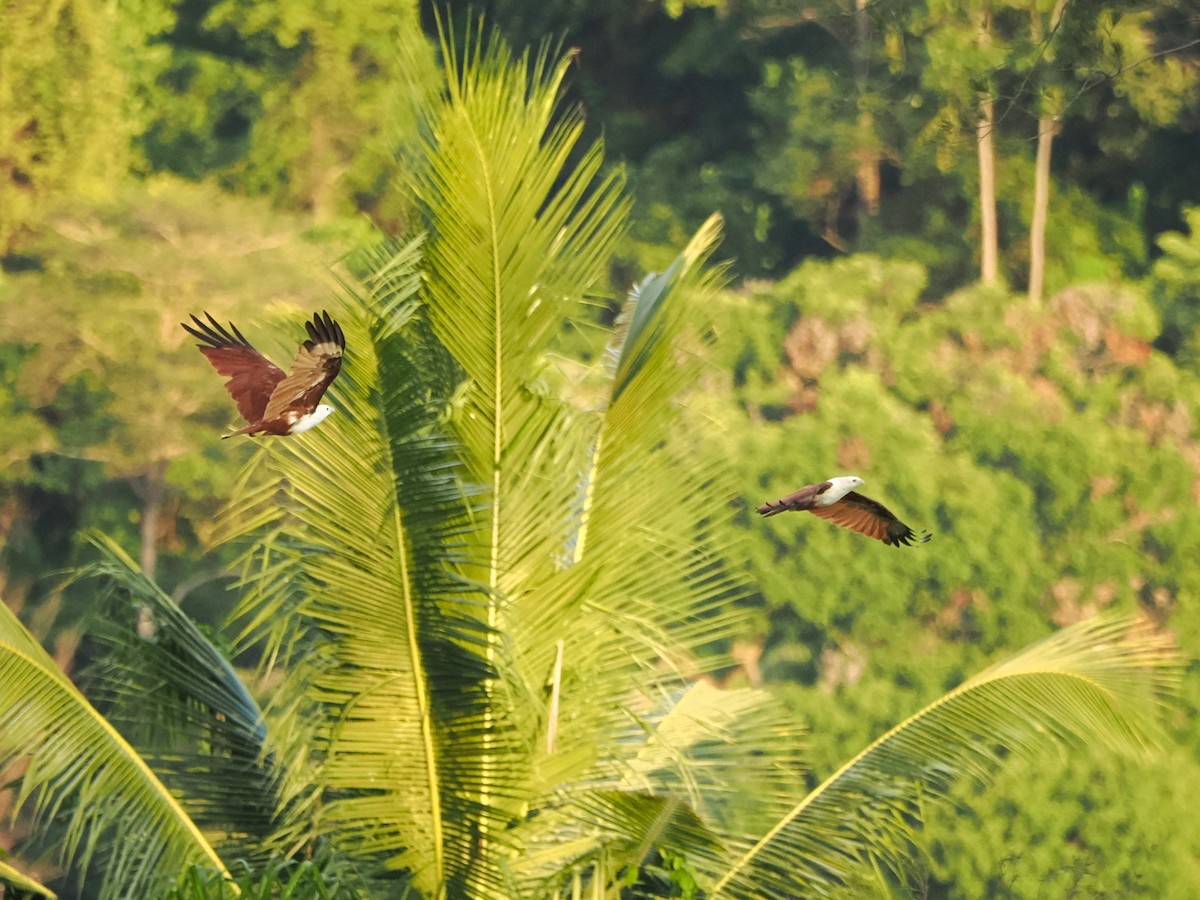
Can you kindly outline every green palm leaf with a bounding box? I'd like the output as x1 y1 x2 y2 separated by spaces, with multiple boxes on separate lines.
509 680 808 895
561 213 739 650
0 595 227 898
0 857 56 899
610 681 808 832
708 614 1179 898
501 214 748 794
81 534 279 851
219 31 746 893
398 22 636 890
220 236 503 897
408 21 629 608
510 789 728 899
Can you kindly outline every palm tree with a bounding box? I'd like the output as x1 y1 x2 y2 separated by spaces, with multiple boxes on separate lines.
0 26 1179 900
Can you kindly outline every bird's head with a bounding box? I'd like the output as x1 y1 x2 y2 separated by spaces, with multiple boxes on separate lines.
825 474 864 502
314 403 335 423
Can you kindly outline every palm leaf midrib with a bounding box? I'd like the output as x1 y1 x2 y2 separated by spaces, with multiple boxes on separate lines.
708 617 1175 896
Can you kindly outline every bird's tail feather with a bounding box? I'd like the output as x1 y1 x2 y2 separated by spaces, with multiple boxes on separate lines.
221 423 260 439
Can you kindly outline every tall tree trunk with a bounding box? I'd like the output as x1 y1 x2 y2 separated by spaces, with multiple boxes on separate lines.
977 11 999 284
1027 0 1068 305
309 113 348 222
1028 115 1059 305
853 0 881 220
305 41 347 222
855 116 881 217
138 461 167 578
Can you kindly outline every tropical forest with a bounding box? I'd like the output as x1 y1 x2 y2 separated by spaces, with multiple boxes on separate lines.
2 0 1200 897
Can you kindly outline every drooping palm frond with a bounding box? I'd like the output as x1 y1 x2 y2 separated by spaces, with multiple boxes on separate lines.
609 681 808 831
0 858 56 899
511 790 726 900
509 680 808 896
80 534 279 852
707 615 1180 898
578 791 727 879
0 596 228 898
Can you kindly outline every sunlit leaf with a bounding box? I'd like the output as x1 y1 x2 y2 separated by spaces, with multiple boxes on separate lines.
708 615 1179 898
0 599 227 898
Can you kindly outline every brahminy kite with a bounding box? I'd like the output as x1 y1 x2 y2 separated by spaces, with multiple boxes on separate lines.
182 310 345 438
757 475 931 547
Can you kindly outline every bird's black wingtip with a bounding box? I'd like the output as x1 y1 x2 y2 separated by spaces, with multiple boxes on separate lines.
307 309 345 349
183 311 248 348
890 528 932 547
182 313 214 344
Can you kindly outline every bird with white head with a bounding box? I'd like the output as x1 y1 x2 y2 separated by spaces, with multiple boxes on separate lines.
757 475 930 547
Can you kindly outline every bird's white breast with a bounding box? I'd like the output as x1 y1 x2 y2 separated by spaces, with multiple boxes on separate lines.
288 404 334 434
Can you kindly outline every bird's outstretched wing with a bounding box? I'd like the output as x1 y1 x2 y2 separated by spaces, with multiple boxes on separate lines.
182 313 285 424
756 481 832 517
809 491 931 547
262 310 346 421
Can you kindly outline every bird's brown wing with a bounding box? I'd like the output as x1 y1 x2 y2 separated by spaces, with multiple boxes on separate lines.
809 491 930 547
756 481 833 517
262 310 346 421
182 313 285 424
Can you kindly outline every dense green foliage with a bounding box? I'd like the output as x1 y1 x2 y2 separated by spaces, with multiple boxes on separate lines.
2 0 1200 896
711 255 1200 894
480 0 1200 281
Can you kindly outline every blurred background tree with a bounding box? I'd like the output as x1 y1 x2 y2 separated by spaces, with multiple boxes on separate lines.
0 0 130 252
132 0 435 225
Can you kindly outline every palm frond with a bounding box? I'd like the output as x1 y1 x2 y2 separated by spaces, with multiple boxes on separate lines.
580 791 727 881
396 24 634 892
610 214 725 404
0 597 227 898
708 615 1180 898
613 681 808 833
568 215 737 649
503 216 747 786
80 534 279 850
409 20 630 609
415 24 627 413
219 235 508 896
509 680 808 895
167 844 393 899
222 31 743 898
0 858 56 899
574 213 726 567
511 791 726 899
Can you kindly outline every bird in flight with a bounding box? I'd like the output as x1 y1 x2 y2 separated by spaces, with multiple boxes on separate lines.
183 310 345 438
757 475 931 547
